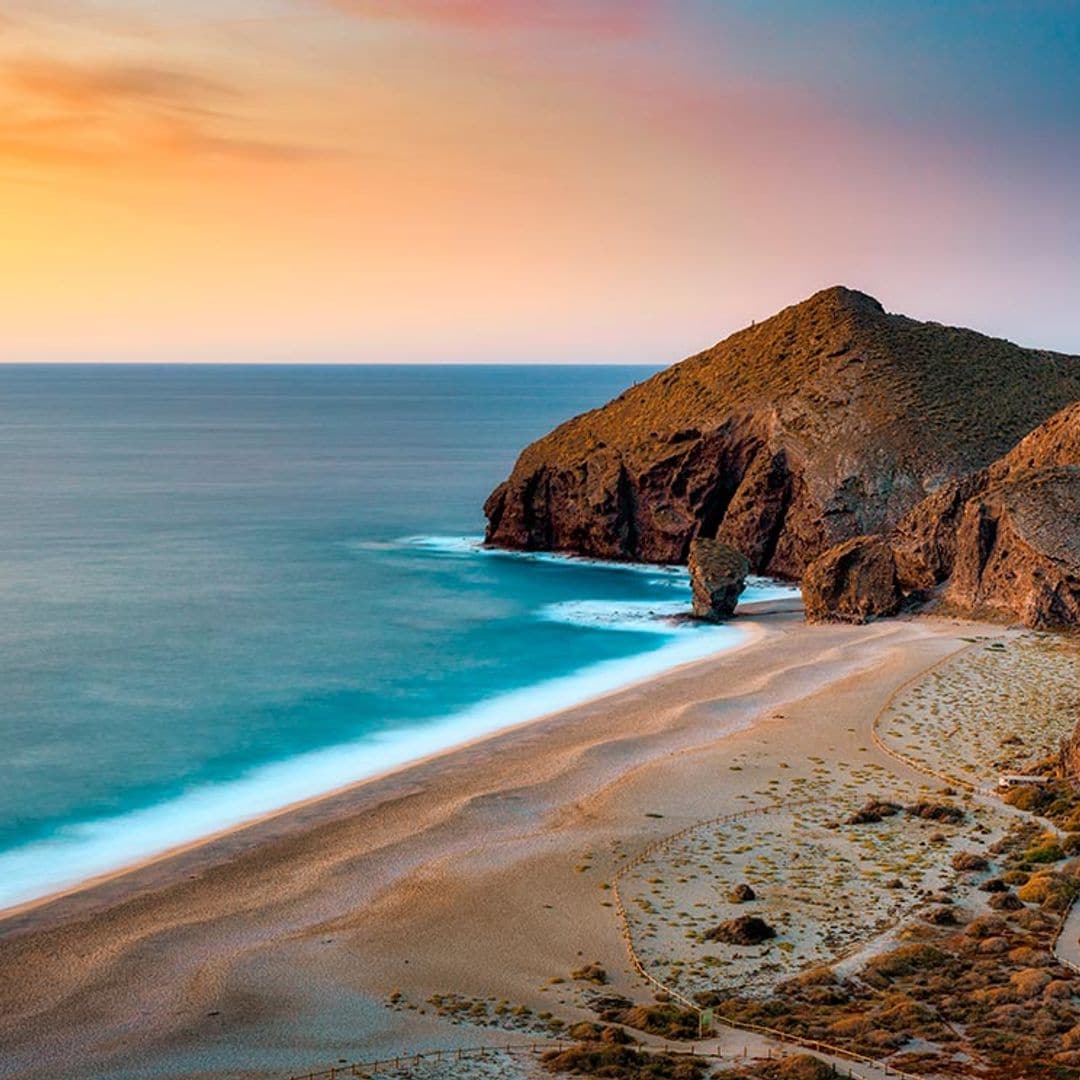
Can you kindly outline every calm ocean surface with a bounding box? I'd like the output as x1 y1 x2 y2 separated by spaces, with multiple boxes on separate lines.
0 365 794 909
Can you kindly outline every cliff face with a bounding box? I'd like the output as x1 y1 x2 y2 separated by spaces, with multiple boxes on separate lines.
943 466 1080 627
485 287 1080 577
806 402 1080 628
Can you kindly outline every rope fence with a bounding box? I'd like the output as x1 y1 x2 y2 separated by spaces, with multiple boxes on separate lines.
289 633 1072 1080
867 643 979 794
288 1039 880 1080
866 639 1080 979
608 798 921 1080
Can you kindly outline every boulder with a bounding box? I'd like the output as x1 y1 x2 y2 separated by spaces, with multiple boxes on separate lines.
687 538 749 619
704 914 777 945
727 882 757 903
801 536 902 624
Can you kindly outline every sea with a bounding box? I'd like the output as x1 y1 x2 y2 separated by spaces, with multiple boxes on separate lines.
0 364 795 911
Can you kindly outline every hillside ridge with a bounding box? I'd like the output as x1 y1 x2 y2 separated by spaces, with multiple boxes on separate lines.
485 287 1080 576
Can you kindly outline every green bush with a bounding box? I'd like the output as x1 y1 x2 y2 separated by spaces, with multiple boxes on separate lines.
1026 843 1065 864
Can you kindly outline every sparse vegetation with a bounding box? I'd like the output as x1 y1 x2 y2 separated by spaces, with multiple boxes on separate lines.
541 1040 707 1079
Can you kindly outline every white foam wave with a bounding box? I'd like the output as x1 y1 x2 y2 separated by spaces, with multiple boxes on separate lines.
541 579 800 636
541 598 688 632
401 535 686 578
742 577 802 603
0 618 745 912
0 538 795 912
402 537 801 603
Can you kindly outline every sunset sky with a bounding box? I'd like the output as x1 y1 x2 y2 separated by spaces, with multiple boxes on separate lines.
1 1 1077 362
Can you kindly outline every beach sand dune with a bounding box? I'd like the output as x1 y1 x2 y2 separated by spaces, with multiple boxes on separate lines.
0 608 992 1079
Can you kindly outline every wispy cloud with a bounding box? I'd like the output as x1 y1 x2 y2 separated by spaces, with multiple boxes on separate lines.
0 55 318 167
8 58 234 112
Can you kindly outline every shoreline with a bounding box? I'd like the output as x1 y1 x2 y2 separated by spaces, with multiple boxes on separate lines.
0 607 989 1080
0 602 783 930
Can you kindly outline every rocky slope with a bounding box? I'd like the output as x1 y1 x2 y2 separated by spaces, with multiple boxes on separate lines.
804 402 1080 628
485 287 1080 577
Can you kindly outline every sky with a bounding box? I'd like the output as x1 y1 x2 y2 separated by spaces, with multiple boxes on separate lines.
0 0 1077 362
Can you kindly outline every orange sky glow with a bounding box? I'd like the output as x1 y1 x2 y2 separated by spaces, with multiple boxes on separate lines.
1 1 1077 361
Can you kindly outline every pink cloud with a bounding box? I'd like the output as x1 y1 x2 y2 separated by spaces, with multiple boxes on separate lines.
325 0 652 35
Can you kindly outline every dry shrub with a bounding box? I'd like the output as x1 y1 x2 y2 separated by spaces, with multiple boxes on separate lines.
828 1014 871 1036
846 799 902 824
571 963 608 985
907 800 966 823
963 915 1008 939
1009 945 1050 967
1003 785 1052 812
705 914 776 945
1026 842 1066 864
566 1022 632 1044
613 1004 700 1041
865 943 948 980
541 1041 707 1078
1010 968 1055 998
724 1055 835 1080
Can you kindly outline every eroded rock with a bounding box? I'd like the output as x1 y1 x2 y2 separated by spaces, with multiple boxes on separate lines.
801 535 902 624
806 402 1080 628
687 538 749 620
705 914 777 945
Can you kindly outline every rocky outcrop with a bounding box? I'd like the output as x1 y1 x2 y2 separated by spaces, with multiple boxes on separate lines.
687 538 749 620
801 535 902 623
485 287 1080 576
943 467 1080 627
806 402 1080 628
1059 720 1080 786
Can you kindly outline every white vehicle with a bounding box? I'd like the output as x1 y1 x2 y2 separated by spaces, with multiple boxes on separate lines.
997 774 1050 789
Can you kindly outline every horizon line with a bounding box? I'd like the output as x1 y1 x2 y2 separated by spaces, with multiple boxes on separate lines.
0 360 667 367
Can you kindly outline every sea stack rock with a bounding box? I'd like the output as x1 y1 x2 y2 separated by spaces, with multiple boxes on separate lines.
687 538 749 620
802 535 902 624
484 287 1080 576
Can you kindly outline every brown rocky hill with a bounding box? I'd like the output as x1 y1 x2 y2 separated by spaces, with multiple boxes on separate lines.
485 287 1080 577
804 402 1080 628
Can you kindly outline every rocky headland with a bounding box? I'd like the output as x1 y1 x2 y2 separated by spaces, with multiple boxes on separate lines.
485 286 1080 627
485 287 1080 581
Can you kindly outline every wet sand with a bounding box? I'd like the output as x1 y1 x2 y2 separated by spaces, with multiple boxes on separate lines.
0 604 991 1079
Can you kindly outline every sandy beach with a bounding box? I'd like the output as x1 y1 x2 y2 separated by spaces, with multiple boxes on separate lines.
0 605 1011 1079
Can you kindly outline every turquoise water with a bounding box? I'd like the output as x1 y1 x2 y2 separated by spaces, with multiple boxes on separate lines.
0 365 794 910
